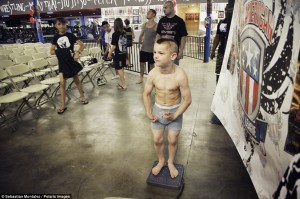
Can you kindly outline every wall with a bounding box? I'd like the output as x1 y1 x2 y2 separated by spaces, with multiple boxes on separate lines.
177 4 200 36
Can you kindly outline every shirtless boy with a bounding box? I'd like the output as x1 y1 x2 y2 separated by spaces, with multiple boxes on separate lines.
143 38 192 178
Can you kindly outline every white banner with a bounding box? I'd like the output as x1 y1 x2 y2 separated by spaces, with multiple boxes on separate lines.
211 0 300 198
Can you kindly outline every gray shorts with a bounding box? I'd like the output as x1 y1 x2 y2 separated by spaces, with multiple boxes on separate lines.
151 103 183 131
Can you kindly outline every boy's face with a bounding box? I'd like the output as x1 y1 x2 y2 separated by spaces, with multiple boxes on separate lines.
102 24 110 32
153 43 177 68
55 21 67 34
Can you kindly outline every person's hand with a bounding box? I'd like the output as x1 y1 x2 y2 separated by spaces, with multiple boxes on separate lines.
148 114 158 123
107 54 112 60
210 51 215 60
177 50 184 59
138 43 141 49
163 111 175 120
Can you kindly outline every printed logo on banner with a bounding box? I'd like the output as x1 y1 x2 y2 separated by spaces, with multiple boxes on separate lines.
238 28 267 143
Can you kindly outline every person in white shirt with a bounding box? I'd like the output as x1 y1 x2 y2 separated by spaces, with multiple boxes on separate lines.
102 21 118 79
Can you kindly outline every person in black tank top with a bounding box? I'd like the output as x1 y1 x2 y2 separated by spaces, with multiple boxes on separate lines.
124 19 135 68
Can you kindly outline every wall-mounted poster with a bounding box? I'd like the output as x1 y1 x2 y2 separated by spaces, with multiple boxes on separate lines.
185 13 200 21
132 9 139 15
132 16 139 24
211 0 300 198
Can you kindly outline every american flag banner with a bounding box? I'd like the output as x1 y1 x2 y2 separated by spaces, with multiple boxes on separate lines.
211 0 300 198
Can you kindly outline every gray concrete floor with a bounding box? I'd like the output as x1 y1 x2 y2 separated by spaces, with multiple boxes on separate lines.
0 58 258 199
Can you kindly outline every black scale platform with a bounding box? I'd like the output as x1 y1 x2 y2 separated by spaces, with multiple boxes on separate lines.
146 161 184 190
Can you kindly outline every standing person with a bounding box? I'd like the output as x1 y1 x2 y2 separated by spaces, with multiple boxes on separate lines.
98 25 106 52
156 1 188 65
143 38 192 178
210 4 228 84
108 18 127 90
102 21 118 79
124 19 135 68
50 17 88 114
137 9 157 84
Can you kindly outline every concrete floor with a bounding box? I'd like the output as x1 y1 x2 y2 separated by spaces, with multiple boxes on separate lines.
0 58 258 199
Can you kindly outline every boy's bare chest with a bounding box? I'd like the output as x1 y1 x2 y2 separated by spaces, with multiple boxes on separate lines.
154 75 179 91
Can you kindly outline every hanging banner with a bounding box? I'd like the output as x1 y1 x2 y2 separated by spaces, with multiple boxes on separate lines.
211 0 300 198
0 0 220 16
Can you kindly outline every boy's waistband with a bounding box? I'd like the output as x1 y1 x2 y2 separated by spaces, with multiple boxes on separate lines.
155 102 180 109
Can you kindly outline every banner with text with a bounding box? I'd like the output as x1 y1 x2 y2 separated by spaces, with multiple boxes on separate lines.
211 0 300 198
0 0 214 16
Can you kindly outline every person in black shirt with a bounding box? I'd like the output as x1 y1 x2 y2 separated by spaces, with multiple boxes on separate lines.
108 18 127 90
210 4 229 84
50 17 88 114
156 1 188 65
124 19 135 68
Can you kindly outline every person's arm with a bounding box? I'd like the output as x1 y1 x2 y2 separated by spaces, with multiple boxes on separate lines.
50 44 56 55
210 34 220 60
143 71 157 122
163 69 192 120
131 27 135 39
138 23 145 49
155 33 161 42
155 20 162 41
107 45 116 59
74 39 85 61
177 36 187 59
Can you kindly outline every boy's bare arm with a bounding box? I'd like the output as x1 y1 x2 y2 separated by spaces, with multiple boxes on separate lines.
50 44 56 55
173 69 192 119
143 71 156 120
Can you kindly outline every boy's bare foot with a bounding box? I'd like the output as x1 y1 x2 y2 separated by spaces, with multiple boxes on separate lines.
136 79 143 84
152 161 165 176
168 163 179 178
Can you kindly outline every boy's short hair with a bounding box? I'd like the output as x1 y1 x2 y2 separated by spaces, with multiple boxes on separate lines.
156 38 178 53
101 21 109 26
124 19 130 25
54 17 67 24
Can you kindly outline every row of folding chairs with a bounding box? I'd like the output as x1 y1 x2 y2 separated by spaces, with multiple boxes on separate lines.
0 45 115 131
0 57 61 131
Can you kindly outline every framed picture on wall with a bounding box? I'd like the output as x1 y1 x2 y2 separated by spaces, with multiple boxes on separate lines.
218 11 224 18
133 9 139 15
185 13 194 21
132 16 140 24
194 13 199 21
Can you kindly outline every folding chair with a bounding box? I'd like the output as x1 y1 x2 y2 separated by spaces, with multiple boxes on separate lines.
6 63 56 110
0 55 8 59
0 70 38 131
30 58 70 103
89 47 116 84
12 48 24 54
14 55 32 64
1 61 28 89
0 69 10 95
0 50 12 56
0 60 15 70
9 53 24 62
32 52 48 60
24 49 36 56
47 57 59 75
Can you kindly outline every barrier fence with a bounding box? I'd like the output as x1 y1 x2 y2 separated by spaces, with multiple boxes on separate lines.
1 35 208 75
